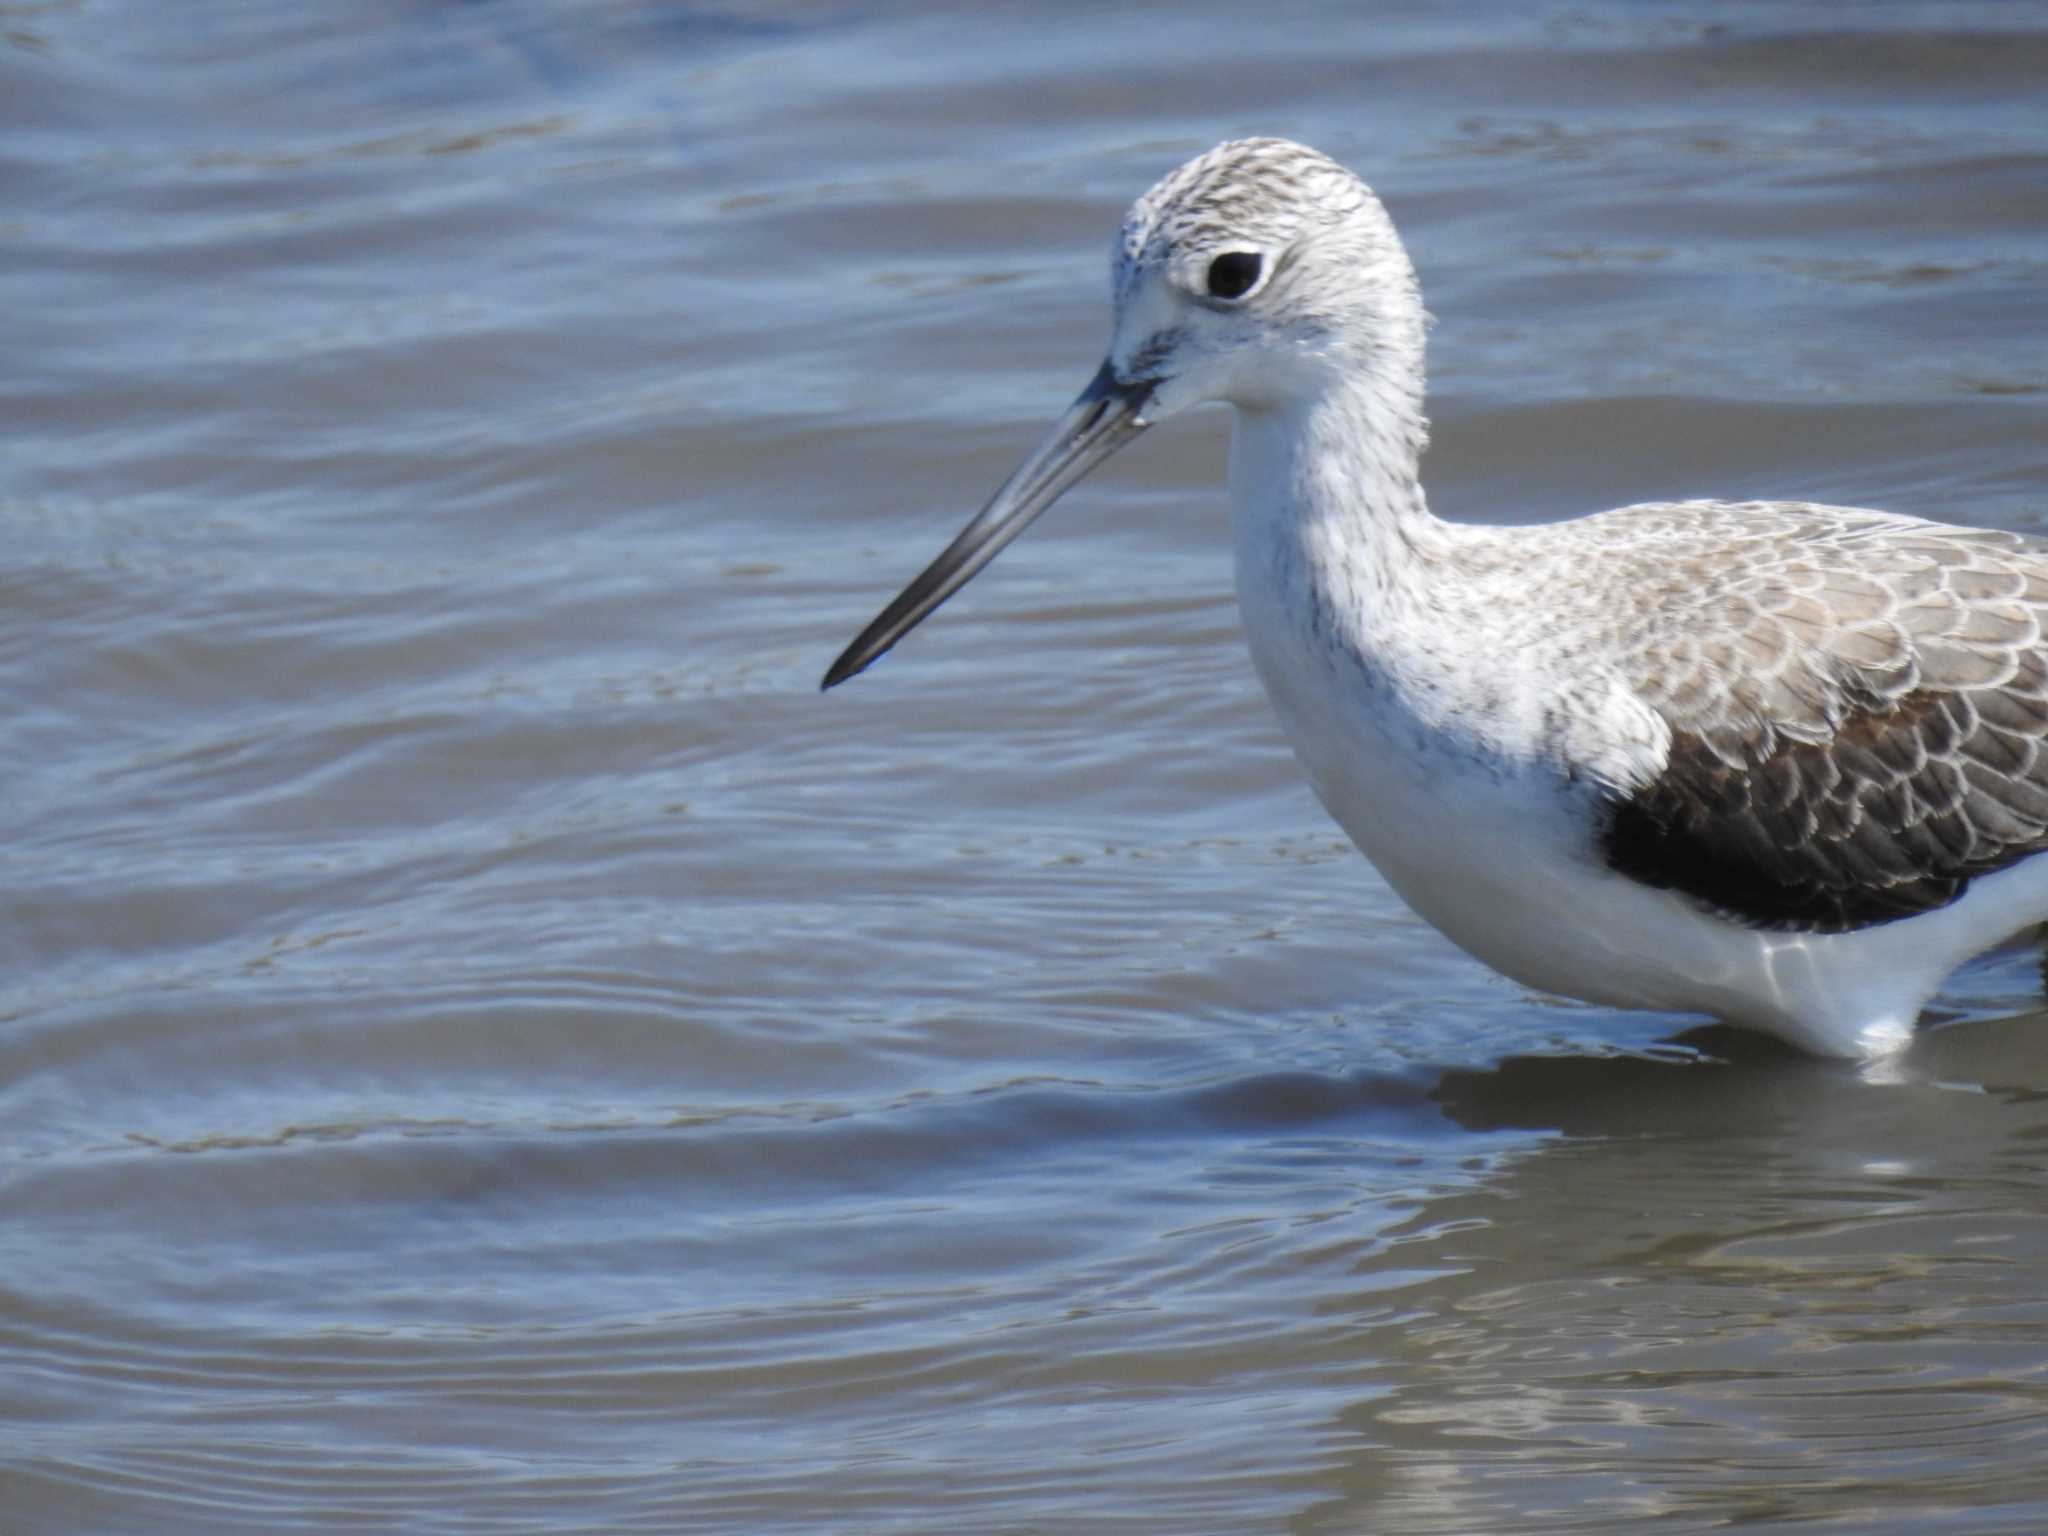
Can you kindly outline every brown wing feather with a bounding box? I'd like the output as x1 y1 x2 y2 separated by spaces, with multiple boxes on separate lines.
1589 509 2048 932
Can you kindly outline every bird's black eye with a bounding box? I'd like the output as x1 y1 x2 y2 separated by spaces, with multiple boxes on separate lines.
1205 250 1263 301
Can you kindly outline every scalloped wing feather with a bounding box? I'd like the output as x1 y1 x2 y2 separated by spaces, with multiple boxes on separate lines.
1584 502 2048 931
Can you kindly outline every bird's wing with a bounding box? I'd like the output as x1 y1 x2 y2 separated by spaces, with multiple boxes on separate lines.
1588 503 2048 932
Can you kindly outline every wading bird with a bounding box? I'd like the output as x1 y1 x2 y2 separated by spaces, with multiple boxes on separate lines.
825 138 2048 1060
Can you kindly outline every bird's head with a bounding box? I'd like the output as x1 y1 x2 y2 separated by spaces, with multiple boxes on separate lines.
823 138 1422 689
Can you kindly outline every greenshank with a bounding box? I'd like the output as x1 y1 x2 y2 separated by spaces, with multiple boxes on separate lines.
825 138 2048 1060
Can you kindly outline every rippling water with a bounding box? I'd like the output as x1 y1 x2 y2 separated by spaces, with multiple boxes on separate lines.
6 2 2048 1530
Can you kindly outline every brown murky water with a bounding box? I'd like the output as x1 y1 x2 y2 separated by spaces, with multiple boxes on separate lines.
6 3 2048 1530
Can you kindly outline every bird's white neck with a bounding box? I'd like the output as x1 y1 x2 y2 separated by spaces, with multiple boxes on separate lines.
1226 365 1450 640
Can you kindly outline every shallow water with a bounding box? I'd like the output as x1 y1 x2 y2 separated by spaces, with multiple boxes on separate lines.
6 2 2048 1530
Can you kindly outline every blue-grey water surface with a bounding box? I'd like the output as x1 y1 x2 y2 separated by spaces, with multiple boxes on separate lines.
6 2 2048 1531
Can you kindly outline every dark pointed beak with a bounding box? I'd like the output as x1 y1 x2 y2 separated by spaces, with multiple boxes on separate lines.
821 361 1153 689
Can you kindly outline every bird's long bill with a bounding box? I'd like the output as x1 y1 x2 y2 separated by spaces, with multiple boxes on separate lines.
821 360 1152 689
